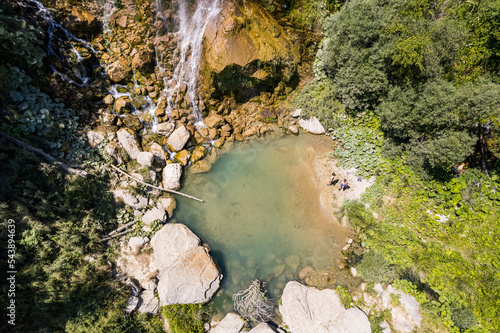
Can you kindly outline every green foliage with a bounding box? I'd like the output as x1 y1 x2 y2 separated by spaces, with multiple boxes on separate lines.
338 199 375 230
358 163 500 330
162 304 210 333
335 285 353 308
293 79 346 129
451 307 478 330
330 114 383 176
357 251 398 284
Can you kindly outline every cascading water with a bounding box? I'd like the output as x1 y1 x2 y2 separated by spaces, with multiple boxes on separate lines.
161 0 223 128
18 0 98 86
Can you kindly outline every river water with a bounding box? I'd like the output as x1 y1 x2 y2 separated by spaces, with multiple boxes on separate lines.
175 134 352 315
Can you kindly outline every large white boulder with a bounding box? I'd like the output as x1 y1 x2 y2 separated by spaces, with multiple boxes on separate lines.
151 224 222 305
298 117 325 135
117 128 141 159
279 281 371 333
167 125 191 152
162 163 183 190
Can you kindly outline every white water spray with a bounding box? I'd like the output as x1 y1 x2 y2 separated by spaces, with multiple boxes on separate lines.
162 0 223 128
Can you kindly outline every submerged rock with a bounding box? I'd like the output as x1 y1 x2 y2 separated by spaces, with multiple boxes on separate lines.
279 281 371 333
209 312 244 333
151 224 222 305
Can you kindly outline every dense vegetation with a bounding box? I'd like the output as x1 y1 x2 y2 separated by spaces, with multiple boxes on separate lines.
294 0 500 331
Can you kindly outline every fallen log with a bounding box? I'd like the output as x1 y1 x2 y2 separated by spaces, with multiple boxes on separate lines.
0 130 87 177
109 164 204 202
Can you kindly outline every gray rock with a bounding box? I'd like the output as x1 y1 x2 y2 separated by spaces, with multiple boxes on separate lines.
137 151 155 166
298 117 325 135
151 224 222 305
210 312 244 333
167 125 191 152
125 295 139 313
113 189 148 209
128 236 147 250
380 321 391 333
162 163 182 190
137 290 160 315
157 122 175 137
249 323 278 333
386 285 422 333
117 128 141 159
279 281 371 333
142 207 167 225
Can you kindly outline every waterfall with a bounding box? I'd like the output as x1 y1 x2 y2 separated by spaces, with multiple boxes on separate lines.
17 0 98 86
161 0 223 128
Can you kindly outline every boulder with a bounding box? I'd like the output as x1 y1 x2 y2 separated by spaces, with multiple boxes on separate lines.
114 96 131 114
157 122 175 137
176 149 192 166
298 117 325 135
104 94 114 105
156 196 176 218
150 143 167 166
279 281 371 333
210 312 245 333
137 290 160 315
125 296 139 313
116 240 157 287
167 126 191 152
128 236 147 251
117 15 128 28
205 113 225 128
142 207 167 225
113 189 148 209
192 145 207 163
151 224 222 305
108 57 131 83
190 159 212 173
132 49 154 72
117 128 141 159
137 151 155 166
123 114 144 131
249 323 278 333
162 163 182 190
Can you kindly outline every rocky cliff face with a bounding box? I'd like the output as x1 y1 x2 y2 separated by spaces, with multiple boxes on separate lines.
202 0 300 102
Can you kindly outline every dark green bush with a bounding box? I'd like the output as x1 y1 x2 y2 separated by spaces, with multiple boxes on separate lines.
357 251 398 284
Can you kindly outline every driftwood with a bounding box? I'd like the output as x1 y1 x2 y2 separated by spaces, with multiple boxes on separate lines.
109 164 204 202
0 130 87 177
233 280 274 323
100 220 136 241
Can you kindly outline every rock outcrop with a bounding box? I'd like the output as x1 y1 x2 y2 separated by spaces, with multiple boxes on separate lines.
279 281 371 333
151 224 222 305
108 57 131 83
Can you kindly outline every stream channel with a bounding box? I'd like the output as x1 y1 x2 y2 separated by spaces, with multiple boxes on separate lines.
175 134 353 315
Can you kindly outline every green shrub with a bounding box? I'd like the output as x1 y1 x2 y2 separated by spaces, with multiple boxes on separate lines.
162 304 210 333
338 199 375 230
451 307 477 330
357 251 397 284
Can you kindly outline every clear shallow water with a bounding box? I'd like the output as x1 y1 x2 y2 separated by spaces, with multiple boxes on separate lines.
175 135 348 314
